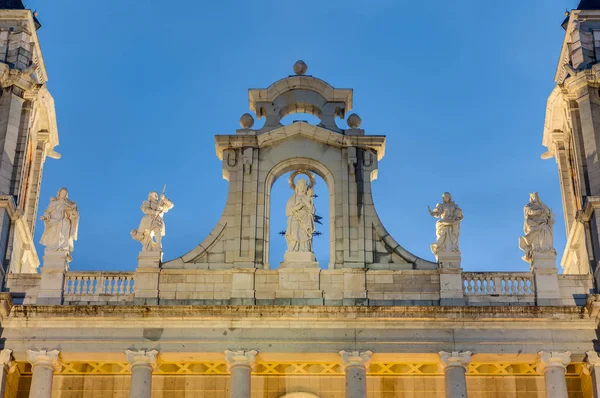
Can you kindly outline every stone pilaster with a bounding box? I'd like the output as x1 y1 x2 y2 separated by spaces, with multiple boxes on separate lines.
37 250 70 305
125 350 158 398
339 350 372 398
538 351 571 398
586 351 600 398
0 349 13 398
225 350 257 398
27 349 61 398
438 351 471 398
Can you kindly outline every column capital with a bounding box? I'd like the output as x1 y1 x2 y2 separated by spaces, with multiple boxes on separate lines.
125 349 159 371
584 350 600 375
224 350 258 371
0 349 14 372
339 350 373 371
537 351 571 372
27 349 61 372
438 351 472 371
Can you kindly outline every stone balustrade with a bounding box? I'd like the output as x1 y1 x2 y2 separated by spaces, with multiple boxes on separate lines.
62 272 135 305
4 268 593 307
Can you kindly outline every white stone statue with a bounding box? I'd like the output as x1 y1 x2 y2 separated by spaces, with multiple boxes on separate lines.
428 192 463 255
39 187 79 256
285 177 315 254
519 192 556 261
131 190 174 252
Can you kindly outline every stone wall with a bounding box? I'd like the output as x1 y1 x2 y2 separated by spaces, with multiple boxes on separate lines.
5 273 38 304
558 274 595 306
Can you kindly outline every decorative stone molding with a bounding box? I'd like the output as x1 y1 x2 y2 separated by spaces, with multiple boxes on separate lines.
537 351 571 372
224 350 258 371
438 351 472 371
125 349 159 371
339 350 372 371
280 394 320 398
584 350 600 375
27 349 61 372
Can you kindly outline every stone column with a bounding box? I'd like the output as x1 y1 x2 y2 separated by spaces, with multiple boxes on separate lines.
538 351 571 398
439 351 471 398
585 350 600 398
225 350 257 398
0 349 14 398
27 349 61 398
125 350 158 398
339 350 372 398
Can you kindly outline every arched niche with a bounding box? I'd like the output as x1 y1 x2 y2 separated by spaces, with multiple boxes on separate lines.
263 157 335 269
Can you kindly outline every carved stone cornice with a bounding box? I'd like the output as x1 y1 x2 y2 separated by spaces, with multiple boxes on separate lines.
537 351 571 372
27 349 61 372
438 351 472 371
215 123 386 161
125 349 159 371
339 350 372 371
224 350 258 371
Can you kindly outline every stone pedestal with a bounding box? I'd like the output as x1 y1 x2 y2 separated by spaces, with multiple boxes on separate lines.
225 350 257 398
439 268 465 306
125 350 158 398
439 351 471 398
538 351 571 398
0 349 13 398
27 349 61 398
586 351 600 398
529 252 561 306
276 267 323 305
339 350 372 398
37 251 70 305
133 252 162 305
436 251 461 269
281 251 318 268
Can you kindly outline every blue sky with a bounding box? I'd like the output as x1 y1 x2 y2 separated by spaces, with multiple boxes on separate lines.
25 0 580 272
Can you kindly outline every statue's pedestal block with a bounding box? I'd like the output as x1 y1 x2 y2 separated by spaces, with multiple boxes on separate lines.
529 251 561 306
436 251 461 269
134 252 162 305
37 251 70 305
281 251 318 268
439 268 465 306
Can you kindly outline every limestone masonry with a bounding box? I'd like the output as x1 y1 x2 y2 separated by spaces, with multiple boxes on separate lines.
0 0 600 397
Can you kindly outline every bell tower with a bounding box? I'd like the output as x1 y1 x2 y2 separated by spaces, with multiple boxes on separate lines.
0 0 60 277
543 0 600 283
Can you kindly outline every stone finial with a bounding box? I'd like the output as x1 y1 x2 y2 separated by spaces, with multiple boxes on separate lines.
438 351 472 371
27 349 62 371
347 113 362 129
537 351 571 372
125 349 159 370
584 350 600 374
293 60 308 75
224 350 258 371
339 350 373 371
239 113 255 129
0 349 14 372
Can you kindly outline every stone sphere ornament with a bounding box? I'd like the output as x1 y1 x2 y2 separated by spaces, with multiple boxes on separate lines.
347 113 362 129
293 60 308 75
239 113 255 129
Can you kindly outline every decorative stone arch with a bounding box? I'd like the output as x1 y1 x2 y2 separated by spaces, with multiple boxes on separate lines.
163 63 436 270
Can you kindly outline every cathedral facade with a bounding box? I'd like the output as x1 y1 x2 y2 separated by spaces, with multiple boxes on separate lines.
0 1 599 398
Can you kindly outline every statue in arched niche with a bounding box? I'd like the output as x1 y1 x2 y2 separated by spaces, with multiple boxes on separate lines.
285 171 316 255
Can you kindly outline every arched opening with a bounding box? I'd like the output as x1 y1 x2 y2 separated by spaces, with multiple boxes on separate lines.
280 113 321 126
264 158 335 270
